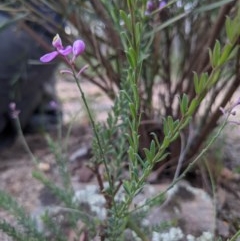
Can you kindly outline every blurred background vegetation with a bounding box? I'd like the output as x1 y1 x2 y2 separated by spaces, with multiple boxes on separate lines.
1 0 239 177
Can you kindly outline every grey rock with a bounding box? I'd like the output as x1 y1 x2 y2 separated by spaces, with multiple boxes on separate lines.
0 11 61 148
146 181 215 237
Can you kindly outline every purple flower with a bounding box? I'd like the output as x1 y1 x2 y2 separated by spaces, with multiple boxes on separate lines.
159 0 167 9
40 34 72 63
9 102 20 119
40 34 86 63
146 0 155 12
49 100 58 109
145 0 156 15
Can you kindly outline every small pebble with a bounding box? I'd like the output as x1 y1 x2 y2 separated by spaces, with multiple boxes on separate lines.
38 162 51 172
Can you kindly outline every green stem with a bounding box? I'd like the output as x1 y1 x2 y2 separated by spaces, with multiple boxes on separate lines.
127 219 150 241
204 157 217 239
229 229 240 241
71 69 114 193
131 115 229 213
14 117 38 165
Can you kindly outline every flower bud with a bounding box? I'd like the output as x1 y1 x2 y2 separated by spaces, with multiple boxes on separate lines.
72 40 85 57
146 0 155 12
159 0 167 9
9 102 20 119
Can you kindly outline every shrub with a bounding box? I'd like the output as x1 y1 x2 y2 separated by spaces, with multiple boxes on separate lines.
1 0 240 240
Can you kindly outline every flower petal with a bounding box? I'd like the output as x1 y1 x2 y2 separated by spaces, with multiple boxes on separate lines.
52 34 63 50
59 46 72 56
72 40 85 57
40 51 58 62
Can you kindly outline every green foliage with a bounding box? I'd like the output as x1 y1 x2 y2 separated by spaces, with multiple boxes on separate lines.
1 0 240 240
0 190 46 241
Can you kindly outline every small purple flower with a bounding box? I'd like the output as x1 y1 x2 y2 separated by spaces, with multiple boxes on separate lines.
159 0 167 9
147 0 155 12
49 100 58 110
9 102 20 119
40 34 72 63
40 34 85 63
145 0 156 15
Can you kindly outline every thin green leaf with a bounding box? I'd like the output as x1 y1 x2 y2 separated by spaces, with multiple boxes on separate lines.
193 72 200 94
119 10 131 31
212 40 221 67
145 12 189 38
195 0 234 13
180 94 189 115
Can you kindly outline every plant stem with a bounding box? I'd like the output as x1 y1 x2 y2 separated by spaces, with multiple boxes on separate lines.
132 114 229 213
229 229 240 241
71 69 114 195
127 219 150 241
14 117 38 165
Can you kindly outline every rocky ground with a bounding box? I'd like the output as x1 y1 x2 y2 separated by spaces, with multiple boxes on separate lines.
0 77 240 241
